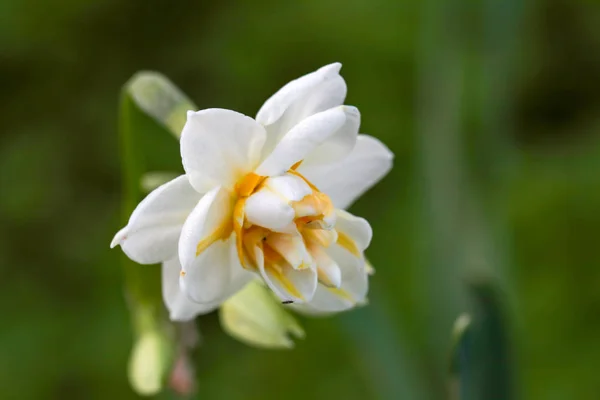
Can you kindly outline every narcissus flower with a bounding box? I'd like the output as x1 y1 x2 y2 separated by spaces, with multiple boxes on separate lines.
111 63 393 319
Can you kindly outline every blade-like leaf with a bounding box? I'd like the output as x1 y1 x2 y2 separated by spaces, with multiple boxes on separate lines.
452 281 514 400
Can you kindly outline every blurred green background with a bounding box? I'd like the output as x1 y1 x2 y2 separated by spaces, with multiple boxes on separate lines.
2 0 600 398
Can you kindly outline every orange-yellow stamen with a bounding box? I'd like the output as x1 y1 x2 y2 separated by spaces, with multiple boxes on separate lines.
233 198 247 267
235 172 266 197
231 168 343 302
290 160 303 170
232 172 269 268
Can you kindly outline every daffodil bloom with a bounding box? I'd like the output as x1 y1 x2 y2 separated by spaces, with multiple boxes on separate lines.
111 63 393 319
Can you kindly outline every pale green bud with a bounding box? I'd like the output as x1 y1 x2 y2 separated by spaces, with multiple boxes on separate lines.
220 281 305 349
127 71 196 137
128 330 172 396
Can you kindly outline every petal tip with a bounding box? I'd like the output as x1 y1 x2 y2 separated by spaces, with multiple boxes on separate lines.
341 105 360 118
110 227 128 248
322 62 342 75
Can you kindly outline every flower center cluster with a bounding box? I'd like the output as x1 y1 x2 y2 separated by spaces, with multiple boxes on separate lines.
232 168 339 300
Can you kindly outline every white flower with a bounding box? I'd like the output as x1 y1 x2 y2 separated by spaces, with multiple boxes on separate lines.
111 63 393 320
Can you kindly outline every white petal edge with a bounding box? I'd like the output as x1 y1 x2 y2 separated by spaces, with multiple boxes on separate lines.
295 244 368 314
162 258 219 321
178 186 238 303
302 105 360 165
255 106 358 177
263 173 312 202
180 109 267 193
298 134 393 209
266 232 314 270
180 235 253 305
111 175 201 264
245 190 295 232
256 62 346 127
254 246 318 303
335 209 373 252
308 243 342 288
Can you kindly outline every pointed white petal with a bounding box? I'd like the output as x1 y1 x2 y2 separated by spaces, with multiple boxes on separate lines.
244 190 295 232
298 134 393 209
180 109 266 193
111 175 201 264
255 106 358 176
256 63 346 128
162 258 219 321
254 246 318 303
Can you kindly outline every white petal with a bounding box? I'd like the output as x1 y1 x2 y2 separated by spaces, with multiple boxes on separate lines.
254 246 318 303
297 244 368 314
162 258 219 321
256 63 346 127
335 209 373 252
298 134 393 209
258 65 347 159
244 190 295 232
180 109 266 193
308 243 341 288
178 186 239 303
111 175 201 264
255 106 358 176
180 235 252 304
302 105 360 165
263 173 312 202
266 232 313 270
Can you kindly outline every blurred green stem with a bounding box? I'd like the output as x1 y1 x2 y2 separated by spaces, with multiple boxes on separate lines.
418 1 523 398
417 0 468 395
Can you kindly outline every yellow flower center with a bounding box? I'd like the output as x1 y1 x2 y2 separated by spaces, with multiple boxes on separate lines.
232 165 336 275
191 163 361 302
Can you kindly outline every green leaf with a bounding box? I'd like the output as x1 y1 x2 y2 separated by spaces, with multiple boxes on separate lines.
449 313 471 377
454 280 514 400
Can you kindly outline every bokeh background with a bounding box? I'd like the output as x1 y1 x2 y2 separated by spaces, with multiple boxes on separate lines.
2 0 600 398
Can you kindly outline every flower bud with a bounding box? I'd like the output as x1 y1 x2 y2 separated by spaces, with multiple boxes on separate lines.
220 281 305 349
